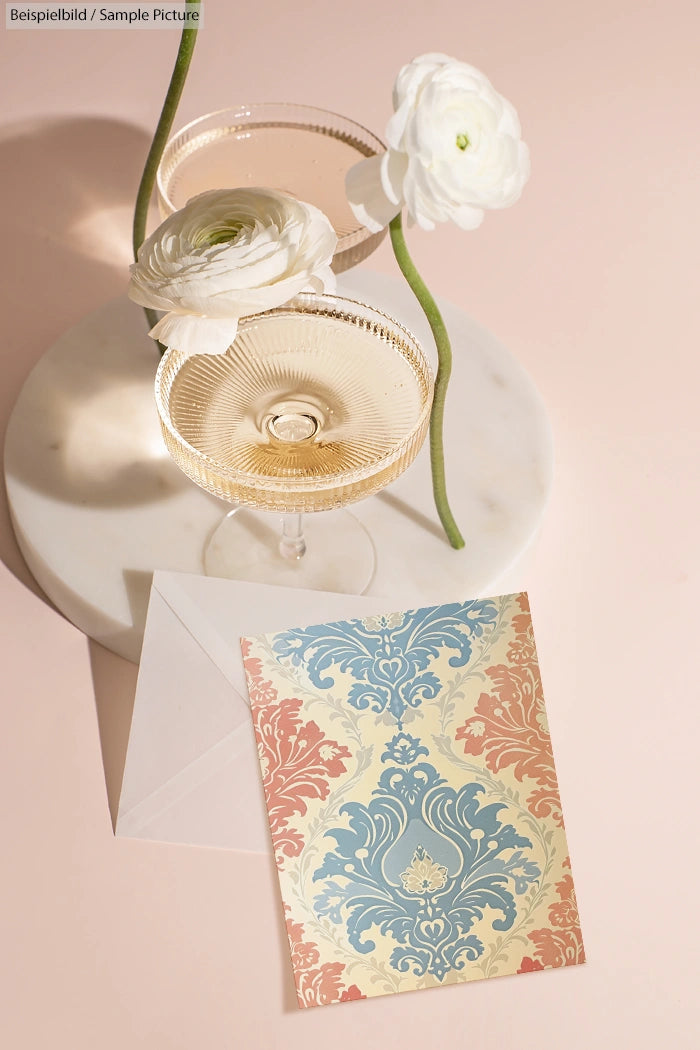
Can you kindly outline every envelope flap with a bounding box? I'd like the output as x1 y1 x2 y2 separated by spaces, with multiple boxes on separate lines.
153 571 254 696
118 585 247 819
152 571 401 700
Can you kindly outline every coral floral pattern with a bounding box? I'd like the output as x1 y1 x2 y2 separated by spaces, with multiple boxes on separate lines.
518 864 585 972
455 593 563 825
286 908 365 1008
242 639 352 870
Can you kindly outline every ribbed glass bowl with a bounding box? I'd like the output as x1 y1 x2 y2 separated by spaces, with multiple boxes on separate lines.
155 294 433 514
156 103 387 273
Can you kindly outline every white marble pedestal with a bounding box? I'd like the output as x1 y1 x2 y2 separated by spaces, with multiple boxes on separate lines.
4 270 552 663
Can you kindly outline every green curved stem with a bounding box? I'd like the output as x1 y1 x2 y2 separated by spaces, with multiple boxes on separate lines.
132 0 199 343
389 212 465 549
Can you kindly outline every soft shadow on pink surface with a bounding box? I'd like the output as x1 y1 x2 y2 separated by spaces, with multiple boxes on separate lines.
89 638 139 827
0 116 152 593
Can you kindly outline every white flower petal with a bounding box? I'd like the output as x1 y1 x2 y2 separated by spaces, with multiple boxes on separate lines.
150 312 240 356
304 264 337 294
380 149 408 206
449 202 485 230
385 97 414 151
346 154 402 233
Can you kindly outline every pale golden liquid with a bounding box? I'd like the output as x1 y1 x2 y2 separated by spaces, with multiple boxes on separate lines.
156 303 432 513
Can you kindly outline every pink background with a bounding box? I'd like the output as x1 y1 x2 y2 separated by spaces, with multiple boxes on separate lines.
1 2 698 1046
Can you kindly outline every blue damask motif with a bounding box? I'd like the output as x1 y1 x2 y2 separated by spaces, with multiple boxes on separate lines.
381 732 429 766
272 600 499 727
313 763 540 981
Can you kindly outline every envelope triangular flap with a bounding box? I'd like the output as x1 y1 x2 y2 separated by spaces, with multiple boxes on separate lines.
117 584 243 819
152 571 399 698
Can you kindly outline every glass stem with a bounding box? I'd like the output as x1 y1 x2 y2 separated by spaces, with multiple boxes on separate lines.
132 0 199 351
389 212 465 550
279 513 307 561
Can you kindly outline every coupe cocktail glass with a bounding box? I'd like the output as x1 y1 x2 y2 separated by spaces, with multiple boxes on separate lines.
155 293 433 593
157 103 387 273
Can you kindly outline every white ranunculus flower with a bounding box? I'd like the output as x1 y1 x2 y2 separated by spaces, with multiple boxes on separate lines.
346 53 530 232
128 188 337 355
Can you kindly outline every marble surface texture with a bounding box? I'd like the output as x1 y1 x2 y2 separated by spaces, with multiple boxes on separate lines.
4 269 552 661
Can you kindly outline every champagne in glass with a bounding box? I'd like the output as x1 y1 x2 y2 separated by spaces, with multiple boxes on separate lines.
155 294 433 593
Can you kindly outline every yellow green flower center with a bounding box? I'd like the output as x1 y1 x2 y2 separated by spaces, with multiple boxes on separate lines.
456 132 470 151
201 223 243 247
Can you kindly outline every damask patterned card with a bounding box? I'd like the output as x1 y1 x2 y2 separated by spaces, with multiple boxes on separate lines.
241 592 584 1008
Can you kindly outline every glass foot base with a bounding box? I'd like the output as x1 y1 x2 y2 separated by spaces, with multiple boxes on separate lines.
203 507 376 594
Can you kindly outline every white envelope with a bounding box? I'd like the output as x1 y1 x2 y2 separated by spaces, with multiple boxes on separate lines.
116 570 399 853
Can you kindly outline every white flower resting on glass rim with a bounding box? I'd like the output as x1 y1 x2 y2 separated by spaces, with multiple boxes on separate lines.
128 187 337 356
346 52 530 232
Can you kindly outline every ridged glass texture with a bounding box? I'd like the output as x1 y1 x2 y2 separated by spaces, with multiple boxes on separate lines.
157 103 387 273
155 295 433 513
